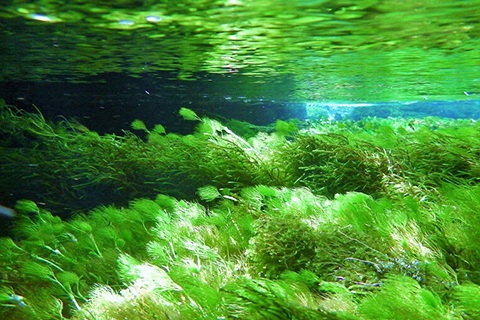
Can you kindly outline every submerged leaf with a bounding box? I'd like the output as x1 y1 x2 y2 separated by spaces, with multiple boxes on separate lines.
197 185 222 202
131 119 147 131
179 107 200 121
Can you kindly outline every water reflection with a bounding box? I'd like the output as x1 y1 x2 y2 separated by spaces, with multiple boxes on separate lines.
0 0 479 101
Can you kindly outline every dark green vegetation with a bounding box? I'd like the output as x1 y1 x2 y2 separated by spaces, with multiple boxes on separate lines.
1 101 480 319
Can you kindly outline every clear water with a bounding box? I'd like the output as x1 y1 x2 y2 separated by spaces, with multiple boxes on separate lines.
1 0 479 117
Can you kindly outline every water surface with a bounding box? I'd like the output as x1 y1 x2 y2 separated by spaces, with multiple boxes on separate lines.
1 0 479 106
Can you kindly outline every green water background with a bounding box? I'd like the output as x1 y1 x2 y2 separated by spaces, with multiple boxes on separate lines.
1 0 479 102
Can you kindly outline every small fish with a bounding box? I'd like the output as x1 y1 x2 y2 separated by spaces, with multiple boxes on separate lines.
0 205 16 218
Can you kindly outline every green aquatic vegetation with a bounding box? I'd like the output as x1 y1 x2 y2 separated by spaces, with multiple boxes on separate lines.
147 113 289 192
242 186 463 295
296 117 480 200
221 277 335 320
280 133 392 197
0 104 205 210
197 185 223 202
20 261 83 311
74 272 184 320
319 294 358 318
3 103 480 318
330 192 394 237
326 192 461 290
358 275 449 320
398 128 480 188
248 214 319 278
0 196 162 318
452 283 480 319
75 197 246 319
0 109 158 213
179 107 201 121
426 185 480 284
224 118 268 140
2 184 480 319
3 102 479 214
130 119 148 131
274 119 299 137
0 101 64 146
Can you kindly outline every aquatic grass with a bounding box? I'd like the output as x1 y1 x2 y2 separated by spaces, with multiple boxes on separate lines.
248 214 319 278
0 195 164 318
191 200 255 258
357 275 450 320
399 130 480 188
325 192 461 290
452 283 480 318
426 184 480 284
242 186 463 294
221 277 334 320
292 116 480 200
244 188 389 287
329 192 393 237
280 133 392 197
21 261 83 311
4 103 479 214
78 196 249 319
0 105 291 213
3 103 480 318
2 185 480 319
74 280 182 320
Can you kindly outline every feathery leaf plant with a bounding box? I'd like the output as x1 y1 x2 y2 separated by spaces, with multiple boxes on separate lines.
2 101 480 319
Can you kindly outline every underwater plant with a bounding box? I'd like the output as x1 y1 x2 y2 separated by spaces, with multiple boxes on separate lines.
278 133 393 197
357 275 449 320
3 101 480 214
2 101 480 319
2 183 480 318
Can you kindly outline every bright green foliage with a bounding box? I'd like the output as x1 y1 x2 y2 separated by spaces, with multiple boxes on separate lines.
330 192 393 236
222 277 337 320
152 124 166 135
3 102 480 213
14 199 40 215
275 119 298 137
0 197 160 318
2 184 480 319
179 107 200 121
225 119 265 140
131 119 147 131
426 185 480 283
197 185 222 202
2 103 480 319
452 283 480 318
358 276 449 320
74 284 181 320
281 133 392 197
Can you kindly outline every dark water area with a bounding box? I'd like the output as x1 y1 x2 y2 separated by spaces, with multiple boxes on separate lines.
0 72 304 135
1 75 479 136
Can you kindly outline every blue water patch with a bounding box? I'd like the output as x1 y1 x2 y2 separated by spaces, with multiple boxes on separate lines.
303 100 480 120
